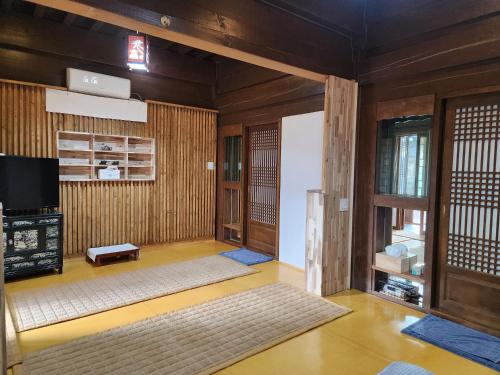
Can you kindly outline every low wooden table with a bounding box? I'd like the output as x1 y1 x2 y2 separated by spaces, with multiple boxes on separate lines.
86 243 140 266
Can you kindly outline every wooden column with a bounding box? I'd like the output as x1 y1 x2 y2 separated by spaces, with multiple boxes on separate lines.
306 76 358 296
0 203 5 375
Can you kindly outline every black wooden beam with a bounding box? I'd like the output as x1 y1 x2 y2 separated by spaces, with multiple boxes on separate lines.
257 0 365 37
35 0 355 78
63 12 78 26
2 0 14 11
89 20 104 32
33 5 46 18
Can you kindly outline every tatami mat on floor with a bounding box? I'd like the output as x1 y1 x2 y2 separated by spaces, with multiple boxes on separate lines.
5 240 497 375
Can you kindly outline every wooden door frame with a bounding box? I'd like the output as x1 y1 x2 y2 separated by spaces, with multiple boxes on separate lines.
216 124 244 245
433 92 500 335
244 120 281 259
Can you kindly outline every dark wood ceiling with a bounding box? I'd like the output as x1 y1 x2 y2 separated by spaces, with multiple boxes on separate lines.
2 0 225 63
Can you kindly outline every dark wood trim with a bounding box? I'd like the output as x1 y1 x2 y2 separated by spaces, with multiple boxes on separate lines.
366 0 500 50
373 195 428 211
215 123 244 245
424 96 443 309
376 95 435 120
45 0 356 78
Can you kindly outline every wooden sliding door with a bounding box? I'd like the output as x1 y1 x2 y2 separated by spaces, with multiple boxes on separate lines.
437 93 500 334
246 123 280 257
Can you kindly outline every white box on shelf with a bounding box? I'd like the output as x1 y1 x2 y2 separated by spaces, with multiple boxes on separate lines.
98 167 121 180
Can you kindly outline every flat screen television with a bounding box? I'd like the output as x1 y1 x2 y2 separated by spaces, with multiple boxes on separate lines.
0 155 59 211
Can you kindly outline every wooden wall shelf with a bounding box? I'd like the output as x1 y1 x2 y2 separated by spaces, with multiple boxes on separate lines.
372 265 425 284
57 131 155 181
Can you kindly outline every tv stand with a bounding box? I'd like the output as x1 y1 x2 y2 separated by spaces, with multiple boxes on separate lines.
3 211 63 279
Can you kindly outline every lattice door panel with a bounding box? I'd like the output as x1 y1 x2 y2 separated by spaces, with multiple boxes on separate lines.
447 103 500 276
248 126 279 226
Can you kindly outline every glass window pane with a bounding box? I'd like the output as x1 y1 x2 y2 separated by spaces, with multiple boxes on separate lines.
224 136 242 182
376 115 432 198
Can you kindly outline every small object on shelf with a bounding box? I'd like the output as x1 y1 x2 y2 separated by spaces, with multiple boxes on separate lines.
98 166 120 180
86 243 140 266
376 251 417 273
385 243 408 257
411 262 425 276
378 278 421 304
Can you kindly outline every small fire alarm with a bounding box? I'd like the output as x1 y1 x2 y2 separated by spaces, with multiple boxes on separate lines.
160 15 171 27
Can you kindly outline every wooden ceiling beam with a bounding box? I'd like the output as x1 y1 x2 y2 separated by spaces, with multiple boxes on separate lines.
89 20 104 31
0 12 215 85
25 0 333 82
63 12 78 25
172 45 194 55
257 0 365 37
33 5 46 18
2 0 14 11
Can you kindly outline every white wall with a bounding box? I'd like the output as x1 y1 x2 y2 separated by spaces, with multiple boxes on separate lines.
279 111 324 269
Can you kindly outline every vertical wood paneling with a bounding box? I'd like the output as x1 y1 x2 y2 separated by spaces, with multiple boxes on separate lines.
320 76 358 296
0 81 217 256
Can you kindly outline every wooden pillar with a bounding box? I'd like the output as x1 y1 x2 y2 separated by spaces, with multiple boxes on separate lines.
305 190 325 296
0 203 5 375
306 76 358 296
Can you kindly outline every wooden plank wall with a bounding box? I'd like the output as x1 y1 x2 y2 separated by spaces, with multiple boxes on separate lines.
0 81 217 256
217 61 325 126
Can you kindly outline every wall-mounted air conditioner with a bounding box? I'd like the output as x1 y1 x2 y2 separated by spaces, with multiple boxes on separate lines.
66 68 131 100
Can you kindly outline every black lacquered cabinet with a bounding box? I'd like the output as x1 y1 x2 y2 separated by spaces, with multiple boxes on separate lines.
3 212 63 278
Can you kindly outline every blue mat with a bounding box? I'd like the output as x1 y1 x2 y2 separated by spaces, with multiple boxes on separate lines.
402 315 500 371
378 362 434 375
219 248 273 266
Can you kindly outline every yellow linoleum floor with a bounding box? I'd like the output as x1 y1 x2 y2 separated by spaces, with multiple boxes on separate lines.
5 240 496 375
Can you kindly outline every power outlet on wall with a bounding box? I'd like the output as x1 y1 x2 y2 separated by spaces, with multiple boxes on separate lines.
339 198 349 212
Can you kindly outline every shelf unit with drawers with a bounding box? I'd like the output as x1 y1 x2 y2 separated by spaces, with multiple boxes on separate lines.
3 212 63 278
